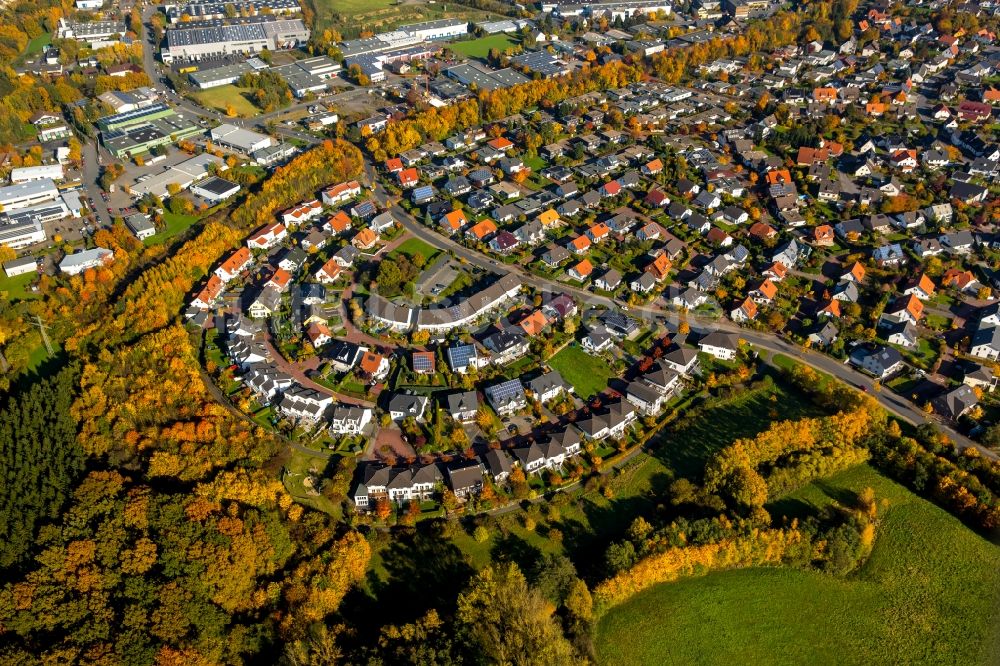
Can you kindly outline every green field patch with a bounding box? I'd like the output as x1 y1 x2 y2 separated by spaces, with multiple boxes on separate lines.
548 343 615 399
0 271 39 301
596 465 1000 665
450 34 520 59
388 237 441 264
190 85 261 117
144 211 201 245
16 31 51 65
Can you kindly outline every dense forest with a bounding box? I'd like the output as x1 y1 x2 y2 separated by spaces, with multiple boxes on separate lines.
0 141 371 664
0 364 83 570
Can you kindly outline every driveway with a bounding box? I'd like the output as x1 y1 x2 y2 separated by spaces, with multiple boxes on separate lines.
260 334 374 407
371 426 416 462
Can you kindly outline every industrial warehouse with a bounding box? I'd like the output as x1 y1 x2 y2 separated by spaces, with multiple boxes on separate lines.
161 16 310 63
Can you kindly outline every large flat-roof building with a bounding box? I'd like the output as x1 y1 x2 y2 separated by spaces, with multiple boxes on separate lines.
10 164 64 184
162 17 309 62
3 256 38 278
210 123 273 153
129 153 227 198
60 247 115 276
398 18 469 41
444 62 529 91
56 19 127 46
166 0 301 23
98 104 203 158
0 179 60 211
0 220 46 250
97 88 160 113
270 56 341 97
190 176 240 203
188 61 254 88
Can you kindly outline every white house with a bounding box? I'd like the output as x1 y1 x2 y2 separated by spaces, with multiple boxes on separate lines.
697 331 740 360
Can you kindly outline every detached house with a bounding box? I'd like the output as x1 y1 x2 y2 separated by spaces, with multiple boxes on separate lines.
247 222 287 250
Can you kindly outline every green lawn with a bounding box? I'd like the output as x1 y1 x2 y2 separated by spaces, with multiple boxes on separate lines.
451 34 520 59
596 465 1000 666
16 31 51 65
281 449 342 520
0 271 39 301
654 380 824 479
144 211 201 245
307 0 488 35
190 85 260 117
548 344 616 399
389 237 441 264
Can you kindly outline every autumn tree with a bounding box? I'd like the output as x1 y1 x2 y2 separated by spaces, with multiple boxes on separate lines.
456 563 578 666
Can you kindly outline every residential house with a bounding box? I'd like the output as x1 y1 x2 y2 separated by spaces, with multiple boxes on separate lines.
931 385 979 421
698 331 740 360
387 392 429 422
485 378 528 416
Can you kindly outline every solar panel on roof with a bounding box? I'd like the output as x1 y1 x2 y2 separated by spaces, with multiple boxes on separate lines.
447 344 476 368
487 379 524 403
412 353 433 372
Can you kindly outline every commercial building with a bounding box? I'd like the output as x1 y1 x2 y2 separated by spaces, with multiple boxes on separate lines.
510 50 571 77
129 153 227 198
60 247 115 275
3 256 38 278
0 179 60 211
398 18 469 41
0 220 46 250
75 0 104 9
2 199 72 227
252 142 298 166
166 0 301 23
190 176 240 203
188 61 254 89
162 17 309 63
99 105 203 158
10 164 64 184
56 19 127 47
271 56 342 97
125 213 157 240
97 104 176 133
98 88 160 113
210 123 273 153
444 62 529 91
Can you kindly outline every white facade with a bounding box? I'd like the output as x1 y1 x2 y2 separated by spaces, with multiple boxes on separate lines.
0 179 60 211
210 123 273 154
3 257 38 277
59 247 114 275
10 164 65 184
0 221 46 250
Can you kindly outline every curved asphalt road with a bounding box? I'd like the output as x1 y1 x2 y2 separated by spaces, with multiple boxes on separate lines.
387 198 992 459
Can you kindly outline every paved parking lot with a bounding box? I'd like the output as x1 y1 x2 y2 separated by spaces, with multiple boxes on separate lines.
416 255 460 298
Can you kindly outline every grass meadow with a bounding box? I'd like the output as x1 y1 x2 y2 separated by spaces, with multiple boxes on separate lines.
596 465 1000 665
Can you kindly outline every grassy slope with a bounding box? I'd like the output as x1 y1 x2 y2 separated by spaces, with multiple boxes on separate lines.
654 382 824 479
596 465 1000 666
548 344 615 399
